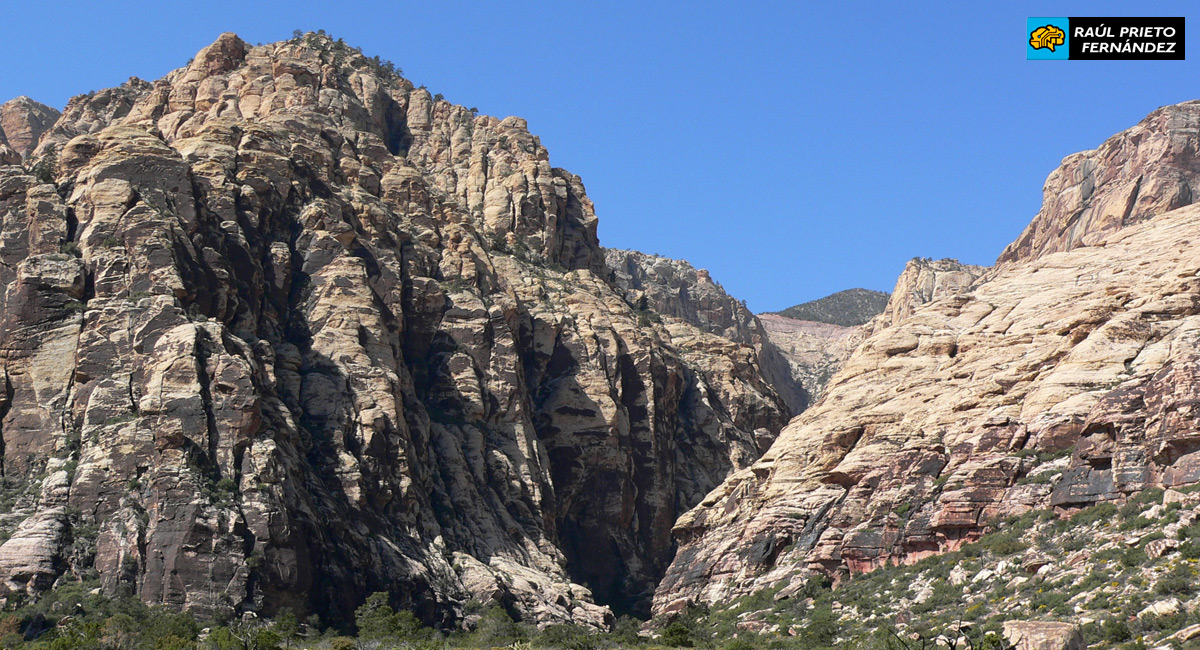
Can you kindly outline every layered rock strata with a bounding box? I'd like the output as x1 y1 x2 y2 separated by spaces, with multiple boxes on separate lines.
999 101 1200 265
655 107 1200 612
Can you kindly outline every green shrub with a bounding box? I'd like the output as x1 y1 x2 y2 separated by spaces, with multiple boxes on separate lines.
1069 502 1119 527
1181 542 1200 559
355 591 426 641
661 621 694 648
1120 515 1155 531
1121 546 1148 568
1154 563 1194 595
800 574 833 599
469 606 527 647
536 623 601 649
1103 617 1132 643
719 636 758 650
29 148 56 184
802 606 841 647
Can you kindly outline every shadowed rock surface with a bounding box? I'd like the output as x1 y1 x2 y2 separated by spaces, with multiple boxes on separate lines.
654 103 1200 614
0 32 791 626
604 249 806 414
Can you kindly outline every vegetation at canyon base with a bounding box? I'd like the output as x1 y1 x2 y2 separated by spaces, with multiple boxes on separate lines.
8 483 1200 649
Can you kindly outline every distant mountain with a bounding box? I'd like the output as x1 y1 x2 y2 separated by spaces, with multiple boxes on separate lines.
769 288 889 327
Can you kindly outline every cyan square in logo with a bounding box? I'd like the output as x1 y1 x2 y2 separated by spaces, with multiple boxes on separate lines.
1028 17 1070 59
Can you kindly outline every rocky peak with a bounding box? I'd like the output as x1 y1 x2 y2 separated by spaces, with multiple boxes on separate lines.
876 257 988 328
771 288 889 327
0 96 59 160
998 101 1200 265
32 32 604 275
605 249 758 344
0 32 790 627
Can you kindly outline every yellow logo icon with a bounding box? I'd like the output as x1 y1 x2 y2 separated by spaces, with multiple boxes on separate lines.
1029 25 1066 51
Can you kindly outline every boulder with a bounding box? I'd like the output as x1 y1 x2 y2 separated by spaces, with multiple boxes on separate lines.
1002 621 1085 650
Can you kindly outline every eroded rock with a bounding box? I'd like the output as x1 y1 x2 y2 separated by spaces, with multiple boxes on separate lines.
0 32 789 627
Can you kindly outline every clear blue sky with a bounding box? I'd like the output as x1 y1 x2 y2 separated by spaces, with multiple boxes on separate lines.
3 1 1198 311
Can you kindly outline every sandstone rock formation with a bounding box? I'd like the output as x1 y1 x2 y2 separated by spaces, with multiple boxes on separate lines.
654 106 1200 613
0 32 791 626
1003 621 1085 650
758 268 979 411
998 101 1200 265
604 249 805 414
756 314 861 406
605 250 759 344
874 258 987 330
0 96 59 160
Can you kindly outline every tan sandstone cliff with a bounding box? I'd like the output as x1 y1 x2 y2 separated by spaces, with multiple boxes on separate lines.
0 32 792 626
654 101 1200 614
998 101 1200 265
0 96 59 161
757 260 986 408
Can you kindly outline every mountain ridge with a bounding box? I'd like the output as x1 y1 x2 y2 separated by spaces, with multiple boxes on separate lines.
0 31 791 627
653 99 1200 618
767 288 889 328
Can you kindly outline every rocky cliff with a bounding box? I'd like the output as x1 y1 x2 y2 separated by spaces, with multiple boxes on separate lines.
755 315 861 407
873 258 987 331
0 32 792 626
998 101 1200 265
0 96 59 161
654 103 1200 614
604 249 806 414
757 268 981 413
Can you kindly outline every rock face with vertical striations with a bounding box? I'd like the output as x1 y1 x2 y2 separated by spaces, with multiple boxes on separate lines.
653 101 1200 615
998 101 1200 265
0 97 60 161
0 32 791 626
874 258 987 330
604 249 806 414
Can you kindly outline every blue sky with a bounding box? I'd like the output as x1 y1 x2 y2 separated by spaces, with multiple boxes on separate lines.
2 1 1197 311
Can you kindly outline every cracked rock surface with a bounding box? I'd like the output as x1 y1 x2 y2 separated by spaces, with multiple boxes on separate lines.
0 32 790 626
655 104 1200 614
